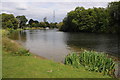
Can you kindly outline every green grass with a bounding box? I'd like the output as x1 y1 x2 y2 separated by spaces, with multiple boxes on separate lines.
2 30 111 78
3 52 111 78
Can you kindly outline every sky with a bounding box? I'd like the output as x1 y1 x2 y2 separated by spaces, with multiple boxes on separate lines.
1 0 119 23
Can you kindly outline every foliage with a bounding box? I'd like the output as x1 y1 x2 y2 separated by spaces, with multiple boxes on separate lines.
49 22 57 28
56 22 63 29
28 19 34 26
79 51 115 76
2 29 23 38
64 51 115 77
28 18 58 28
107 1 120 33
1 29 9 36
1 13 19 29
16 15 28 28
1 13 60 29
39 22 47 28
60 7 109 33
28 19 40 27
60 1 120 33
65 53 80 68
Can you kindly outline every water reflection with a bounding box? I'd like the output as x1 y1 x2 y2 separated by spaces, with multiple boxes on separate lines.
66 32 119 57
10 31 27 42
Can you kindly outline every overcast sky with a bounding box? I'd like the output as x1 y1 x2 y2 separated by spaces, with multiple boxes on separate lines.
1 0 119 22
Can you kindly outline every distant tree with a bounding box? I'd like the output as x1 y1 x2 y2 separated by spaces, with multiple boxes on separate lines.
49 22 57 28
39 22 47 28
33 20 39 27
34 20 39 24
28 19 34 26
31 23 36 27
16 15 28 28
1 13 18 29
56 22 63 29
28 19 40 27
45 22 50 27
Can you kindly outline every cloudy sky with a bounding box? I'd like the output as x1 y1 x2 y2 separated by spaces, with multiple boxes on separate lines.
1 0 119 22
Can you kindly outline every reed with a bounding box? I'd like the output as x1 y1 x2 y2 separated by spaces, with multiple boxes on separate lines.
64 50 115 76
65 53 80 68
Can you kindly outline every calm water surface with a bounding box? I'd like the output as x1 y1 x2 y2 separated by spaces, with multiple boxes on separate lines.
10 29 119 62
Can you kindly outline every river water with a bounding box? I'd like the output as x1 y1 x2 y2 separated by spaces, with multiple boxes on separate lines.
9 29 119 62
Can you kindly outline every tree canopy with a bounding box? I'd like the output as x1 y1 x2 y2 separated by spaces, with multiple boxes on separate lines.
28 19 40 27
60 1 120 33
107 1 120 33
16 15 28 28
1 13 19 29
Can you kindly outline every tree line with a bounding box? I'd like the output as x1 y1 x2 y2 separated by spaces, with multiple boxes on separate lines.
1 1 119 33
1 14 59 29
60 1 120 33
28 19 58 28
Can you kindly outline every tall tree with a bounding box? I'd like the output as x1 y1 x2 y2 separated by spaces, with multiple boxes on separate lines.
1 13 18 29
28 19 40 27
108 1 120 33
16 15 28 28
28 19 34 26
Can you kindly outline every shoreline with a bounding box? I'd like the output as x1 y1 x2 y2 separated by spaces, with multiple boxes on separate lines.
13 40 47 60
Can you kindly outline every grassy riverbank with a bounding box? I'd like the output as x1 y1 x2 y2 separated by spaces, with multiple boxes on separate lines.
2 29 111 78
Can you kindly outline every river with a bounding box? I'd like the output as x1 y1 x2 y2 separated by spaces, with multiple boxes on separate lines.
9 29 119 62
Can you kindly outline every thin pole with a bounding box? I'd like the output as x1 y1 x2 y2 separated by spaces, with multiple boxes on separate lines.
53 10 55 23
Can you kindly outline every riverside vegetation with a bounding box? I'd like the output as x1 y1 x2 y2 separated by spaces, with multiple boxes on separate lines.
65 51 115 77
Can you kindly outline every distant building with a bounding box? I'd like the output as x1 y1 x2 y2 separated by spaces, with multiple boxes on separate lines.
45 27 49 29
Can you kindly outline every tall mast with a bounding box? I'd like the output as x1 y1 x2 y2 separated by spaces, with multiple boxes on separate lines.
53 10 55 23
